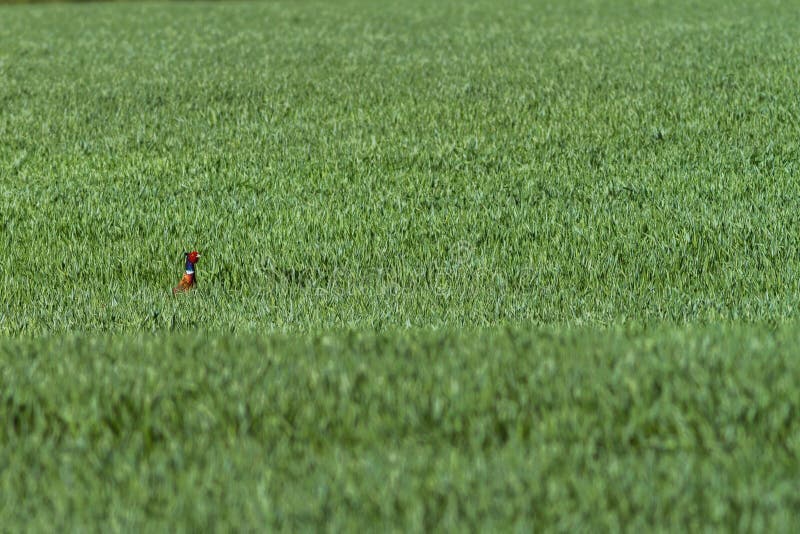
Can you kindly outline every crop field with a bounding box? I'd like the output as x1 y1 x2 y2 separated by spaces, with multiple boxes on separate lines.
1 0 800 529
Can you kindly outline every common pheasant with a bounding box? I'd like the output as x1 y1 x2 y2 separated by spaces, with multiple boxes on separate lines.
173 250 200 294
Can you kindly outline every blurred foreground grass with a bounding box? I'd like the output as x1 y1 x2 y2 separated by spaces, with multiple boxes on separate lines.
2 324 799 529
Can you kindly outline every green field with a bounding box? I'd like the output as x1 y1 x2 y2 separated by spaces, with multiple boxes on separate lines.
2 0 800 529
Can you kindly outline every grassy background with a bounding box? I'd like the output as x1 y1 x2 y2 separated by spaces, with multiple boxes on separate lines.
2 0 800 334
2 0 800 528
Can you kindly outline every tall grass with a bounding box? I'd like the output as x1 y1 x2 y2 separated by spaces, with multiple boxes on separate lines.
2 0 800 528
2 0 800 334
2 324 799 529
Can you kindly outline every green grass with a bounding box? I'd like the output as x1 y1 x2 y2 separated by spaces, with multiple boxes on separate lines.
3 324 800 530
2 0 800 529
2 0 800 333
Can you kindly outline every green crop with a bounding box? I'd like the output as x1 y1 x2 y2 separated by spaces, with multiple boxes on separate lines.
2 0 800 529
2 324 800 530
2 0 800 334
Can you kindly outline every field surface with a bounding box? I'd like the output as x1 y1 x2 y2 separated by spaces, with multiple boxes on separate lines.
1 0 800 529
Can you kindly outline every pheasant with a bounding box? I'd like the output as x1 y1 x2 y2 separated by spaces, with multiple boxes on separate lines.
173 250 201 294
